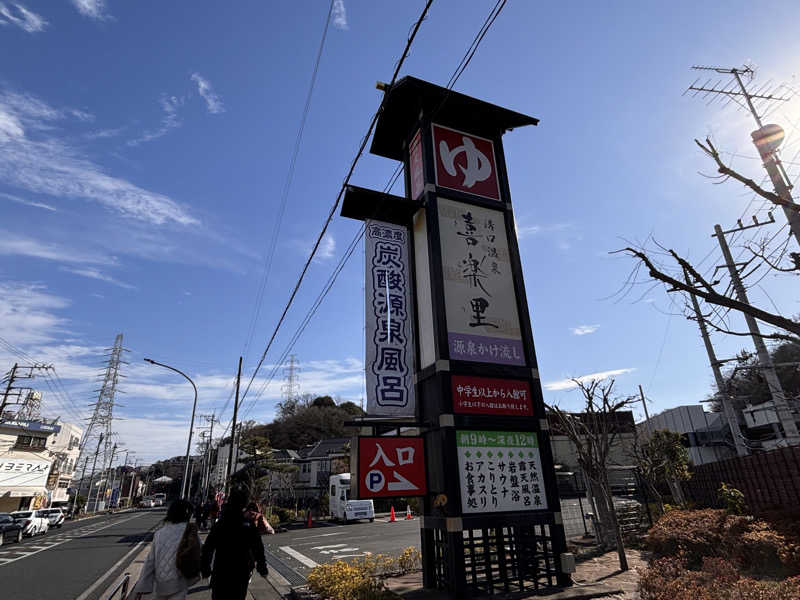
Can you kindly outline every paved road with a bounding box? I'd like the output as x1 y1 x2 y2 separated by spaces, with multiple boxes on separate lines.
264 516 420 585
0 508 165 600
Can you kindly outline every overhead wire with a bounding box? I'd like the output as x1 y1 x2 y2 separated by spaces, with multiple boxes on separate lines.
232 0 511 427
235 0 436 416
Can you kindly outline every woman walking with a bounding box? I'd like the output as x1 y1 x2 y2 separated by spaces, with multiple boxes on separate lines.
131 499 202 600
201 488 268 600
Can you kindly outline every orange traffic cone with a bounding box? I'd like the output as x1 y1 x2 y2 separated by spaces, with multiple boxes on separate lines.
307 510 313 528
405 505 413 520
389 506 396 522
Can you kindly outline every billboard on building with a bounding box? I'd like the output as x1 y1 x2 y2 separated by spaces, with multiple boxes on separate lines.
0 458 52 491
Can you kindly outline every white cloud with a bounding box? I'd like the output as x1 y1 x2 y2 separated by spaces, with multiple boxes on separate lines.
71 0 108 20
84 126 124 140
1 191 56 211
332 0 348 30
60 266 136 290
0 282 69 346
0 2 47 33
0 230 116 264
571 324 599 336
319 234 336 259
0 88 198 226
191 73 224 114
127 95 183 147
544 368 636 391
516 222 573 240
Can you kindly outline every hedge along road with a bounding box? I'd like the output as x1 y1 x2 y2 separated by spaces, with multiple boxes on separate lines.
0 508 165 600
265 516 420 583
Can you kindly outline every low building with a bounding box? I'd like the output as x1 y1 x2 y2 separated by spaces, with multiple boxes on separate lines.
547 410 637 471
45 421 83 505
0 418 62 512
294 438 349 499
636 405 735 465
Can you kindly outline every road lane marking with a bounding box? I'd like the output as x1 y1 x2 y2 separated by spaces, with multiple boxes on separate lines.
75 538 147 600
0 512 146 567
320 547 359 554
310 544 347 550
334 554 367 559
293 531 347 539
279 546 319 568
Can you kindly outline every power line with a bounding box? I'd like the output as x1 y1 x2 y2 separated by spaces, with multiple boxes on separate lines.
234 0 511 424
241 0 336 365
236 0 436 412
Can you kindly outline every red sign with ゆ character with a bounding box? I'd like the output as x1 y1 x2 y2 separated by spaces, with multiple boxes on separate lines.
433 124 500 201
358 437 426 498
451 375 533 416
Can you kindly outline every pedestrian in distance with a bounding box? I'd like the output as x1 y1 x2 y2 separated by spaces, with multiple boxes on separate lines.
201 487 268 600
131 499 202 600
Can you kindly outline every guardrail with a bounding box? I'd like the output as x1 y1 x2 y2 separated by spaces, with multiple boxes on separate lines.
104 573 130 600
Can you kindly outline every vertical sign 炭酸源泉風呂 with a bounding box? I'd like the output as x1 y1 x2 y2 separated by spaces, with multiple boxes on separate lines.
438 198 524 365
457 430 547 514
365 220 415 416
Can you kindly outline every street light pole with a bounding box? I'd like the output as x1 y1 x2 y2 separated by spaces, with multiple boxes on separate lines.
144 358 198 500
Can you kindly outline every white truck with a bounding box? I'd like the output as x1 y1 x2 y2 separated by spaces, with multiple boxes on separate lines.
329 474 374 523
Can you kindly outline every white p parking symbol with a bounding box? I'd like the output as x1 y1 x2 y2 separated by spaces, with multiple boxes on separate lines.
365 469 385 492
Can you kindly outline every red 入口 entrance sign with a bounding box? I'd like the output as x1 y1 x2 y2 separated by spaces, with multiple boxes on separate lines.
358 437 426 498
433 124 500 201
451 375 533 416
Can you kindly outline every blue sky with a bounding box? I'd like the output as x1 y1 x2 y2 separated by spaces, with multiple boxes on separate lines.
2 0 800 462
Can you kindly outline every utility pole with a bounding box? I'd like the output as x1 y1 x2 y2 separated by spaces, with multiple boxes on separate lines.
85 433 104 513
1 363 52 419
638 385 652 434
202 414 217 501
1 363 18 417
71 455 90 516
683 269 749 457
714 223 799 446
225 357 243 496
688 65 800 247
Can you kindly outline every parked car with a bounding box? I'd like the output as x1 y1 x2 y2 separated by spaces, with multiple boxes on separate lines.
41 508 65 528
153 493 166 506
0 513 24 546
11 510 49 537
138 497 155 508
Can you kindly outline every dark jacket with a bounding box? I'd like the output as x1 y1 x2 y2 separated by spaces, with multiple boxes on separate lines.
201 509 267 580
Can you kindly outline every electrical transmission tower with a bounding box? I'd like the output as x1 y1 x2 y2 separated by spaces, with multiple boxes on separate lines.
686 65 800 247
75 334 127 511
281 354 300 406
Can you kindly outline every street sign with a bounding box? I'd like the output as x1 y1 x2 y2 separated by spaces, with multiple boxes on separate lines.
433 124 500 201
456 430 547 513
357 437 426 498
409 129 424 201
451 375 533 416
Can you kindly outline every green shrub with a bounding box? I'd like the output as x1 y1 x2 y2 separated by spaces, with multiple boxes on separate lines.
718 482 746 515
271 506 294 523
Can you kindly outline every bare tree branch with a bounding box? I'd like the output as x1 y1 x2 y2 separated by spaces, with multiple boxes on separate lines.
614 247 800 337
696 137 800 214
745 243 800 273
689 315 800 345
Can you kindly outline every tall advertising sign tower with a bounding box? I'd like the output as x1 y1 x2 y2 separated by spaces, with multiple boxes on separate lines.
343 77 569 596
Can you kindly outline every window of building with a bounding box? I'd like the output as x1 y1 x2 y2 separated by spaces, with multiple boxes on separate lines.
58 480 69 489
16 435 47 449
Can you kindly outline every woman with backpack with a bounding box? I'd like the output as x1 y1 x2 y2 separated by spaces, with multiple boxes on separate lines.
131 499 202 600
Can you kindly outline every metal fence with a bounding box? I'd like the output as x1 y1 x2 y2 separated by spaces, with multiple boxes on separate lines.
682 444 800 513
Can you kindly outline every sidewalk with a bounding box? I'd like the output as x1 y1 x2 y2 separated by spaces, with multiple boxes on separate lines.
102 537 288 600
